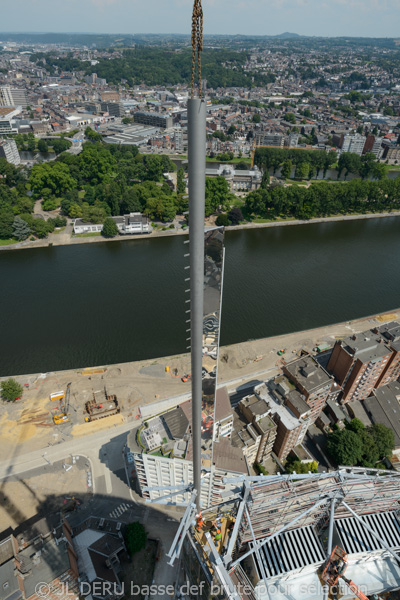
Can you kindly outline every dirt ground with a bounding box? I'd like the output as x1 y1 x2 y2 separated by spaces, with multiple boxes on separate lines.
0 308 398 461
0 457 91 532
120 539 158 600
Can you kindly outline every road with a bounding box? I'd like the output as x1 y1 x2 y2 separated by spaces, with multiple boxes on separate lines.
0 411 183 600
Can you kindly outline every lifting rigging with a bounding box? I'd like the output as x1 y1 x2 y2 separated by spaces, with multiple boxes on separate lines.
191 0 203 98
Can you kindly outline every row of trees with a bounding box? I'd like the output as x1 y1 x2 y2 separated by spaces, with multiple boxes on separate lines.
254 147 338 177
326 419 394 468
255 147 387 181
245 177 400 221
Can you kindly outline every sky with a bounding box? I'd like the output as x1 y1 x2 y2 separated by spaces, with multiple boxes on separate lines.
1 0 400 38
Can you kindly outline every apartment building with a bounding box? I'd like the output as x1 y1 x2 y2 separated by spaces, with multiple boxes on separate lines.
214 387 234 439
133 111 173 129
234 396 277 465
373 322 400 386
283 355 333 421
0 85 28 108
0 139 20 165
250 384 309 460
0 107 20 135
327 331 393 403
100 102 125 117
341 134 366 156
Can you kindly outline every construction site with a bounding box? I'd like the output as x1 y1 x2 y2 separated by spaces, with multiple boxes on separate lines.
167 468 400 600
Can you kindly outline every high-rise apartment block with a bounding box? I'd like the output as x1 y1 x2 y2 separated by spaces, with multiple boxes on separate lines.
373 322 400 386
252 383 311 460
327 330 394 403
0 85 28 108
283 355 334 421
234 395 277 465
341 134 366 156
0 139 20 165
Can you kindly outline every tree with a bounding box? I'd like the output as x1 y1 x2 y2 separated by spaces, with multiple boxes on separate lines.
285 460 318 474
216 213 231 226
227 125 236 135
205 177 230 216
1 378 23 402
295 162 309 180
38 139 48 153
281 159 293 179
285 112 296 124
0 210 15 239
252 114 261 123
368 423 394 458
33 218 51 238
13 216 31 241
102 217 119 238
228 207 243 225
124 522 147 555
52 138 72 155
30 162 77 197
326 429 363 466
177 167 186 195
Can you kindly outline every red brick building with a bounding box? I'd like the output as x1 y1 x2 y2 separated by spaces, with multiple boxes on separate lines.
327 330 393 403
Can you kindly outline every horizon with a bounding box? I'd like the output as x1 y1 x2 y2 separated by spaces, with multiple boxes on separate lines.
0 31 398 40
1 0 400 39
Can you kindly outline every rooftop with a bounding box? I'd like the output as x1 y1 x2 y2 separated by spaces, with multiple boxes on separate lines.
342 331 392 363
284 355 332 393
213 436 248 474
364 381 400 447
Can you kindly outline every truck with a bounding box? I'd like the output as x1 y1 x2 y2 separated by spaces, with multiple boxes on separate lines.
314 343 331 353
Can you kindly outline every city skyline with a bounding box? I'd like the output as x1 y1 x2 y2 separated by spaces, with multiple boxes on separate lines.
1 0 400 38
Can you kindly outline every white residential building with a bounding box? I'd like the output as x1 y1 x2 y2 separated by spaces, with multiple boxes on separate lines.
73 213 151 235
0 85 28 108
0 139 21 165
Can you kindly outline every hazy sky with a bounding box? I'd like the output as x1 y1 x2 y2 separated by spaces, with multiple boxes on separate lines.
1 0 399 38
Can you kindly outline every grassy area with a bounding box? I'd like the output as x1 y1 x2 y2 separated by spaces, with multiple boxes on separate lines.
72 232 101 238
285 179 308 186
0 239 18 246
52 227 66 235
206 157 251 164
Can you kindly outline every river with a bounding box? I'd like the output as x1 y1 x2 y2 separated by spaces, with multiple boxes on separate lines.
1 217 400 376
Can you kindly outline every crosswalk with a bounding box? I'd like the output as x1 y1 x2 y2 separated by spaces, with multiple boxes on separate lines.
109 503 133 519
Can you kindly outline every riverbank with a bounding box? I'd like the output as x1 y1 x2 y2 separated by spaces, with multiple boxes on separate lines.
0 307 398 461
1 210 400 253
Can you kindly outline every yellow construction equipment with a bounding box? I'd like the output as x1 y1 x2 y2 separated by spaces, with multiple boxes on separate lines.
53 383 71 425
50 391 64 402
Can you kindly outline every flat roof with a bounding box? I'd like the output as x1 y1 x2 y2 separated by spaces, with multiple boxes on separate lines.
284 355 332 393
342 331 392 363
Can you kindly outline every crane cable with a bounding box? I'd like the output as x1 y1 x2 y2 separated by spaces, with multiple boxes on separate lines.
191 0 203 98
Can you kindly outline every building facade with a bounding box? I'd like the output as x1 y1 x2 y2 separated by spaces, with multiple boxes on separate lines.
283 355 333 421
134 111 173 129
327 331 393 403
0 85 28 108
0 139 20 165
